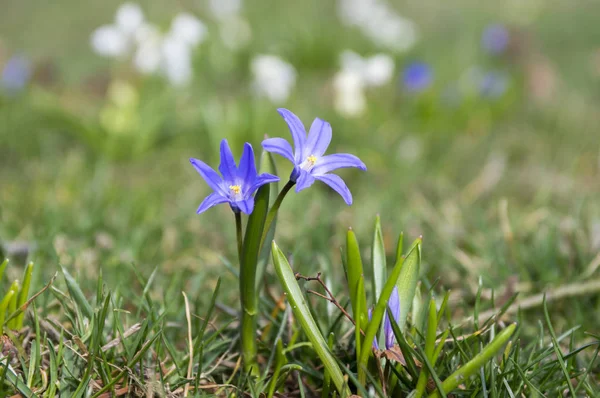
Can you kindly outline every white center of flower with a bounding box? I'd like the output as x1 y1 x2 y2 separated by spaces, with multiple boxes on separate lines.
229 184 242 200
299 155 317 171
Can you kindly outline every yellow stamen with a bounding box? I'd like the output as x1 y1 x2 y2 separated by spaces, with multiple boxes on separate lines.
306 155 317 166
229 185 241 195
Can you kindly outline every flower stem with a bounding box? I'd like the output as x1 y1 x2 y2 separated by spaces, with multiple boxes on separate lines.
259 180 295 250
235 211 243 261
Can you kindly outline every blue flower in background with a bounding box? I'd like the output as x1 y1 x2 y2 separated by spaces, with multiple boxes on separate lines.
479 71 508 99
482 24 509 55
369 286 401 350
1 55 32 92
402 62 433 93
262 108 366 205
190 139 279 214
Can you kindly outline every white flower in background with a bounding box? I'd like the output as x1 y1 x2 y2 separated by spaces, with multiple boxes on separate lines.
251 55 297 103
333 51 395 117
91 2 144 57
338 0 417 52
209 0 242 20
160 13 207 86
169 13 207 47
91 26 129 57
115 2 144 34
133 23 163 74
333 70 366 117
162 34 194 86
91 4 208 87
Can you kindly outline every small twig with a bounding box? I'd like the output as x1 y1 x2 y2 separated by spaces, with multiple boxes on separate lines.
295 272 365 336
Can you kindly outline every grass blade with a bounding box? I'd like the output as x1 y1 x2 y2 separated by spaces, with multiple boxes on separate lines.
61 266 93 319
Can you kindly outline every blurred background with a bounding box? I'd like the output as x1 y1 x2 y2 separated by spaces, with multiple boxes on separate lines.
1 1 599 329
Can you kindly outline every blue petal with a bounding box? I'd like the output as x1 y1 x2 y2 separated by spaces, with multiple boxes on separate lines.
277 108 306 162
262 137 295 164
368 307 379 350
312 153 367 176
314 174 353 205
218 139 237 182
295 171 315 192
238 143 257 190
236 197 255 214
384 287 401 349
196 192 229 214
305 117 332 157
190 158 227 196
250 173 280 193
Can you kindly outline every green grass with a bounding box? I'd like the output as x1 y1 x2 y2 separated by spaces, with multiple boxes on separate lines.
1 0 600 395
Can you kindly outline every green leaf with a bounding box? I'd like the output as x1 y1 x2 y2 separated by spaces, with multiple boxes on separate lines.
0 258 8 284
371 216 387 348
61 266 94 320
240 184 270 374
7 280 19 330
358 237 421 384
355 275 365 362
428 323 517 398
396 237 421 331
0 289 15 334
256 150 279 289
272 241 349 397
371 215 386 306
345 229 368 333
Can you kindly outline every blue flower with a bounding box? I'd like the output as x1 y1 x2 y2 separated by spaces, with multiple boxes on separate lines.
261 108 366 205
190 139 279 214
369 286 401 350
1 55 32 92
402 62 433 93
482 24 509 55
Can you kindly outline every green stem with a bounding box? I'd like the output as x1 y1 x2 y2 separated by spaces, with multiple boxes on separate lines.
259 180 295 251
235 211 243 261
239 186 271 375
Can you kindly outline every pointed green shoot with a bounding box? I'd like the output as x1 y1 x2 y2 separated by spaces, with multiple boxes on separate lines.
0 289 15 334
7 280 19 330
371 217 387 348
272 241 349 397
358 237 422 384
371 216 386 305
0 259 8 283
345 229 368 334
396 236 421 331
